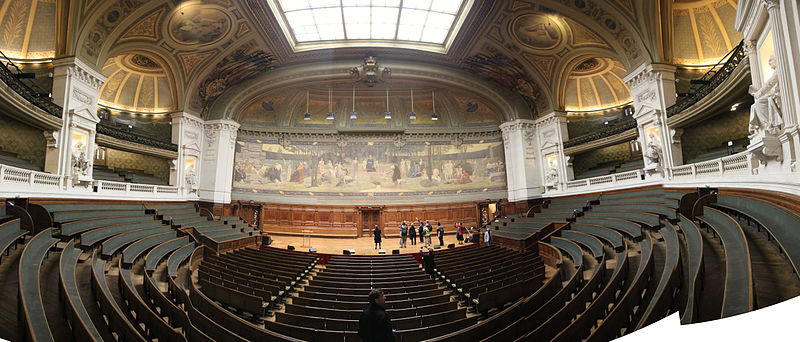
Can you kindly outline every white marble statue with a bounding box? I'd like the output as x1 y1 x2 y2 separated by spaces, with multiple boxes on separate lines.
644 133 662 166
185 164 197 192
71 142 89 176
749 55 784 135
545 167 558 184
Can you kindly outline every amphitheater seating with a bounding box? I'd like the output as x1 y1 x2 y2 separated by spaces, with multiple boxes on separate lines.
18 228 60 341
0 151 41 171
0 218 25 263
678 215 704 324
715 194 800 276
3 189 800 342
697 206 754 317
59 240 105 341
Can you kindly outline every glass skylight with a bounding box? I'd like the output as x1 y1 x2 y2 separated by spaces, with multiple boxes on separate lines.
270 0 471 52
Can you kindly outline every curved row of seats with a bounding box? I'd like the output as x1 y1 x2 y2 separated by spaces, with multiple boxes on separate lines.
2 188 800 341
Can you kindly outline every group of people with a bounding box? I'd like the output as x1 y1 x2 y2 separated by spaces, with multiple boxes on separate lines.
372 220 490 250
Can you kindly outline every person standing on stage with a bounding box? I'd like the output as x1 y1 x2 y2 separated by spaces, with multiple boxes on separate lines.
374 224 382 249
424 221 432 246
456 222 465 245
418 220 425 244
436 222 444 246
399 221 408 248
408 222 417 246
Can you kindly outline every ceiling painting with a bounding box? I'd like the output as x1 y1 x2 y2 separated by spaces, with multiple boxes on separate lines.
512 14 563 51
98 53 176 113
167 4 232 46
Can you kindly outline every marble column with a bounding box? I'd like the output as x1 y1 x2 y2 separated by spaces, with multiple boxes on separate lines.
49 57 105 186
200 120 239 203
171 112 204 198
624 63 679 179
500 119 541 202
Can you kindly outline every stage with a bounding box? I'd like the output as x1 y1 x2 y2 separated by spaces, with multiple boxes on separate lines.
265 233 478 255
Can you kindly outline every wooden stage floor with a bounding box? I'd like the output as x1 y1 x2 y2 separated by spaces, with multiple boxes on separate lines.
266 234 475 255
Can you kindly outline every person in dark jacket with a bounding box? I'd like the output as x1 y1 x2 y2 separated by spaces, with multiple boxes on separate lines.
436 222 444 246
374 224 382 249
358 289 396 342
408 222 417 246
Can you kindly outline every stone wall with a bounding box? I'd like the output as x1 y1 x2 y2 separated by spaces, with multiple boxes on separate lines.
0 112 45 167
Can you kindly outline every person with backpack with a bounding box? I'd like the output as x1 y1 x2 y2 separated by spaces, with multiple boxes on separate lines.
408 222 417 246
456 222 465 244
399 221 408 248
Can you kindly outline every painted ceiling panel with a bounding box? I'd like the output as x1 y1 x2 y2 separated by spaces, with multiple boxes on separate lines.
564 57 631 112
98 54 177 113
673 0 743 66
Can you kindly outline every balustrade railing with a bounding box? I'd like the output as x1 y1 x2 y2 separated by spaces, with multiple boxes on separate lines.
668 151 754 180
0 50 62 118
0 163 65 190
555 169 643 193
0 162 184 199
667 40 747 117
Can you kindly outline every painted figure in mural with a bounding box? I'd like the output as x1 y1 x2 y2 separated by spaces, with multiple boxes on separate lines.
290 162 305 184
392 164 401 184
352 157 359 180
644 133 662 166
366 155 376 172
443 161 454 182
431 169 442 185
749 55 784 135
273 163 282 183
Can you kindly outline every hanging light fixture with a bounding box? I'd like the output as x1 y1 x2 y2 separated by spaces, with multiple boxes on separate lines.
431 89 438 121
303 89 311 120
350 86 357 119
384 88 392 119
409 88 416 120
326 87 335 120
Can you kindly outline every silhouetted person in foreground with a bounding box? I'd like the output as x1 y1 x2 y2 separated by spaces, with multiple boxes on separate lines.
358 289 396 342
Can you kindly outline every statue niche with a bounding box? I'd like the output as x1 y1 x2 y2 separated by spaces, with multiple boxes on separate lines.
749 55 784 135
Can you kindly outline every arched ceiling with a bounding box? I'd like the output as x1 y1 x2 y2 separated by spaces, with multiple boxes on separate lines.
0 0 56 60
98 53 177 113
3 0 745 122
563 57 631 112
673 0 743 66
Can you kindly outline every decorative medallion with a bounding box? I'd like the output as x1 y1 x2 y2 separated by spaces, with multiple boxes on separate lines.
168 4 232 46
511 14 562 51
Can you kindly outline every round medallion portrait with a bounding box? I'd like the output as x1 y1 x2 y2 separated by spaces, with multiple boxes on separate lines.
512 14 563 50
168 5 232 46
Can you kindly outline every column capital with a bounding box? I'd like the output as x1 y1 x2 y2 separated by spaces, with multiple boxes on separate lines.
623 63 677 90
762 0 779 11
52 57 106 91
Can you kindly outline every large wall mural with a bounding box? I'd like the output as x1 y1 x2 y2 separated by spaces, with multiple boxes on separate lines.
232 135 507 198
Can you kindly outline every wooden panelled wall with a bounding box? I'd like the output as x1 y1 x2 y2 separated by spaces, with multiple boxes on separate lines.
209 199 533 238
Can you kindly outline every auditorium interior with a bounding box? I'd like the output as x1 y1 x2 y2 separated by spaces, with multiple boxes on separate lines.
1 0 800 341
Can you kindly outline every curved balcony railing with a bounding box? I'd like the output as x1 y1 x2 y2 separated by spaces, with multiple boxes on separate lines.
564 118 636 148
667 40 747 118
0 50 62 118
96 123 178 152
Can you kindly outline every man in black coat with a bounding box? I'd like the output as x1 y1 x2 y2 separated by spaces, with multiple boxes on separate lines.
358 289 396 342
373 224 382 249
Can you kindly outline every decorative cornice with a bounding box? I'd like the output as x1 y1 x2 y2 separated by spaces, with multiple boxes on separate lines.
623 63 676 90
53 57 106 91
237 129 501 143
171 112 205 129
